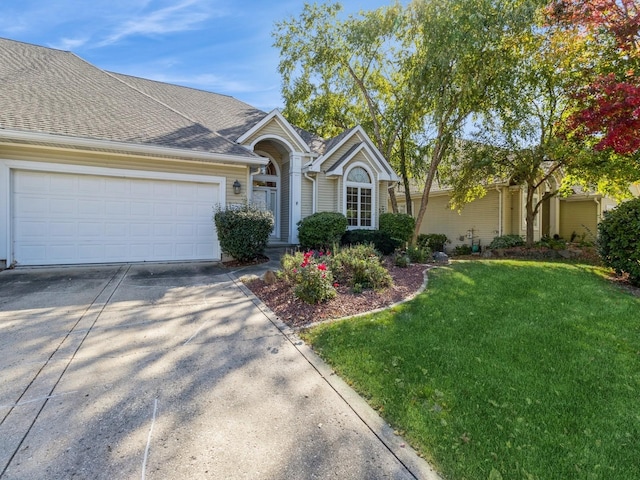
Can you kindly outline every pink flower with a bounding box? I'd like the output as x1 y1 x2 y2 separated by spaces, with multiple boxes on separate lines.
317 263 327 271
333 282 339 288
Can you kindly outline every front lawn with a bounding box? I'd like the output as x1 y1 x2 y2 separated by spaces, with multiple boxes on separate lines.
301 260 640 479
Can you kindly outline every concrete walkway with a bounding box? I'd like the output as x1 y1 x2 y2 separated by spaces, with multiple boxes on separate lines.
0 263 440 479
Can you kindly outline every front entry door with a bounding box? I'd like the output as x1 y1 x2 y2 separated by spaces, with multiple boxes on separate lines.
253 187 278 237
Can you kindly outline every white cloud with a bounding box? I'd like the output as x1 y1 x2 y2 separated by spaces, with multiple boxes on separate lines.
50 37 90 51
98 0 221 46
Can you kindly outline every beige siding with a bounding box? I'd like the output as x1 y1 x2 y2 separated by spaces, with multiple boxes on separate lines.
316 174 338 213
0 145 246 202
301 175 314 218
322 134 366 169
242 117 307 152
560 200 598 240
415 191 500 249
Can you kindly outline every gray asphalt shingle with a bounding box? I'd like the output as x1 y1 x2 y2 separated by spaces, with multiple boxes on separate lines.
0 38 258 159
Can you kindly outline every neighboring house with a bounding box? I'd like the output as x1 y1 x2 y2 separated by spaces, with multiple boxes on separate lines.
0 38 397 267
394 181 619 251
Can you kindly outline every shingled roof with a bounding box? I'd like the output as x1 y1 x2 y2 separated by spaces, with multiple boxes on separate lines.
0 38 261 159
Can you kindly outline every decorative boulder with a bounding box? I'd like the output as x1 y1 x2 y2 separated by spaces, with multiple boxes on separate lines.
433 251 449 264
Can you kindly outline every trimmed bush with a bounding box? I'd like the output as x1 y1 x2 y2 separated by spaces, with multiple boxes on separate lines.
379 212 415 245
214 203 273 262
598 198 640 286
489 234 525 249
330 244 392 290
297 212 348 250
417 233 449 252
341 229 401 255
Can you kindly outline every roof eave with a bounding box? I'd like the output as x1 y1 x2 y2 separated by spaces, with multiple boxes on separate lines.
0 129 268 166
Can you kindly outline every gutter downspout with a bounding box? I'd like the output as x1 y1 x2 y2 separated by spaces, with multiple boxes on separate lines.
496 185 503 236
304 171 317 213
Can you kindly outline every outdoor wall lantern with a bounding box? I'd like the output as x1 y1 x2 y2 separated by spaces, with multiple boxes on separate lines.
233 180 241 195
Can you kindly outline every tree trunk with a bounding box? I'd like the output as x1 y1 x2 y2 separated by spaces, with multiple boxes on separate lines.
412 142 443 244
388 187 399 214
525 184 536 247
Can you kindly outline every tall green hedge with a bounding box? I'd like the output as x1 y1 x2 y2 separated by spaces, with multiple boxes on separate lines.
598 198 640 286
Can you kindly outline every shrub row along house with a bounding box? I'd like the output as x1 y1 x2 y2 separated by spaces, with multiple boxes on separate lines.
0 38 398 267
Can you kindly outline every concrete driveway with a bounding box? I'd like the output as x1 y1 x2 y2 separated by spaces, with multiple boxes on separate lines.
0 263 438 480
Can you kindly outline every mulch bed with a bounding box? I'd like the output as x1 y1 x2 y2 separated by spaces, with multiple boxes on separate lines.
245 261 429 328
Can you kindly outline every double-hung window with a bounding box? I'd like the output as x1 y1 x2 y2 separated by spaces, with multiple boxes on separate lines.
345 166 373 228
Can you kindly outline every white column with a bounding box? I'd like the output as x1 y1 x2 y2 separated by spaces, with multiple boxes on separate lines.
289 153 303 244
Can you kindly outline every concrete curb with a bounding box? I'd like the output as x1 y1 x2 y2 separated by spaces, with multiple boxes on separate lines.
230 270 444 480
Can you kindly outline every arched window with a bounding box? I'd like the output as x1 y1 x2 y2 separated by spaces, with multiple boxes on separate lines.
345 165 374 228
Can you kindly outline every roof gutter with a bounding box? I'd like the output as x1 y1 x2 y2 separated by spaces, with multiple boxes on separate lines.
0 129 268 167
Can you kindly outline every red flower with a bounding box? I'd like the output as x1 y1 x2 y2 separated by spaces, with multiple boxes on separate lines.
317 263 327 271
333 282 339 288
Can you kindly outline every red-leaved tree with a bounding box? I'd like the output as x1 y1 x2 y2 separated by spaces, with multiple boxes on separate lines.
548 0 640 155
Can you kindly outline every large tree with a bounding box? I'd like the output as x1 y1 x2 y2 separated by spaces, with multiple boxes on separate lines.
443 18 595 246
272 2 425 214
274 1 541 241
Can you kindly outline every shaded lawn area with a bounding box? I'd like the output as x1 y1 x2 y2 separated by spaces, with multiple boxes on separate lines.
301 260 640 480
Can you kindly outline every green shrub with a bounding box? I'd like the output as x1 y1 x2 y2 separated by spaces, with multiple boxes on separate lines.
280 250 336 304
417 233 449 252
453 244 473 256
214 203 274 262
393 252 410 268
341 229 402 255
330 244 392 290
379 212 415 245
406 245 430 264
536 235 567 250
489 234 525 249
598 198 640 286
297 212 348 250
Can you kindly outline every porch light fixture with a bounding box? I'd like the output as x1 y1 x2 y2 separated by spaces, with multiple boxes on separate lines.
233 180 241 195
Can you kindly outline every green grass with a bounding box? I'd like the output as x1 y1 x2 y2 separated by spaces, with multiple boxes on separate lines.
301 260 640 480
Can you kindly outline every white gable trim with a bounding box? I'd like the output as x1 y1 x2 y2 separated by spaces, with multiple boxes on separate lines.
309 125 398 181
236 109 310 154
325 142 397 182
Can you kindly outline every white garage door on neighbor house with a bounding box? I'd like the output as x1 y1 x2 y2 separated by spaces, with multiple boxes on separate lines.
12 169 221 266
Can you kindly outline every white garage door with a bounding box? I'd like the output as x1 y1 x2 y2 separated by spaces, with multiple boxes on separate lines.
12 170 220 265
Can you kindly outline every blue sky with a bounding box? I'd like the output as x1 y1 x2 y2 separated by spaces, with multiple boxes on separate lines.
0 0 397 111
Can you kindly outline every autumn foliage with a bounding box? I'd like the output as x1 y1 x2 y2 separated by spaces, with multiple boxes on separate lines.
548 0 640 155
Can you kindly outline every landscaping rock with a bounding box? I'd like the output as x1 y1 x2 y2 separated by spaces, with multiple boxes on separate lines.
433 252 449 263
263 270 278 285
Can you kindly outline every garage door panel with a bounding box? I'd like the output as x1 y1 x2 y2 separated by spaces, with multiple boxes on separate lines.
12 170 220 265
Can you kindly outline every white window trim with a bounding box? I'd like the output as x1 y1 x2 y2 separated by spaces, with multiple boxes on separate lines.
343 162 376 230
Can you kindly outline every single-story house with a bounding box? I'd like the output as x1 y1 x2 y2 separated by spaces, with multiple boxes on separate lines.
0 38 398 268
394 181 621 251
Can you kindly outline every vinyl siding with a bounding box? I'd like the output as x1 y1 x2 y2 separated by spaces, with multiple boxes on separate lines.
418 191 501 249
301 175 314 218
560 200 597 240
242 117 307 152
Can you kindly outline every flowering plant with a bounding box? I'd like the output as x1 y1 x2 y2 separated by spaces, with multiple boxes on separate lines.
281 250 336 304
